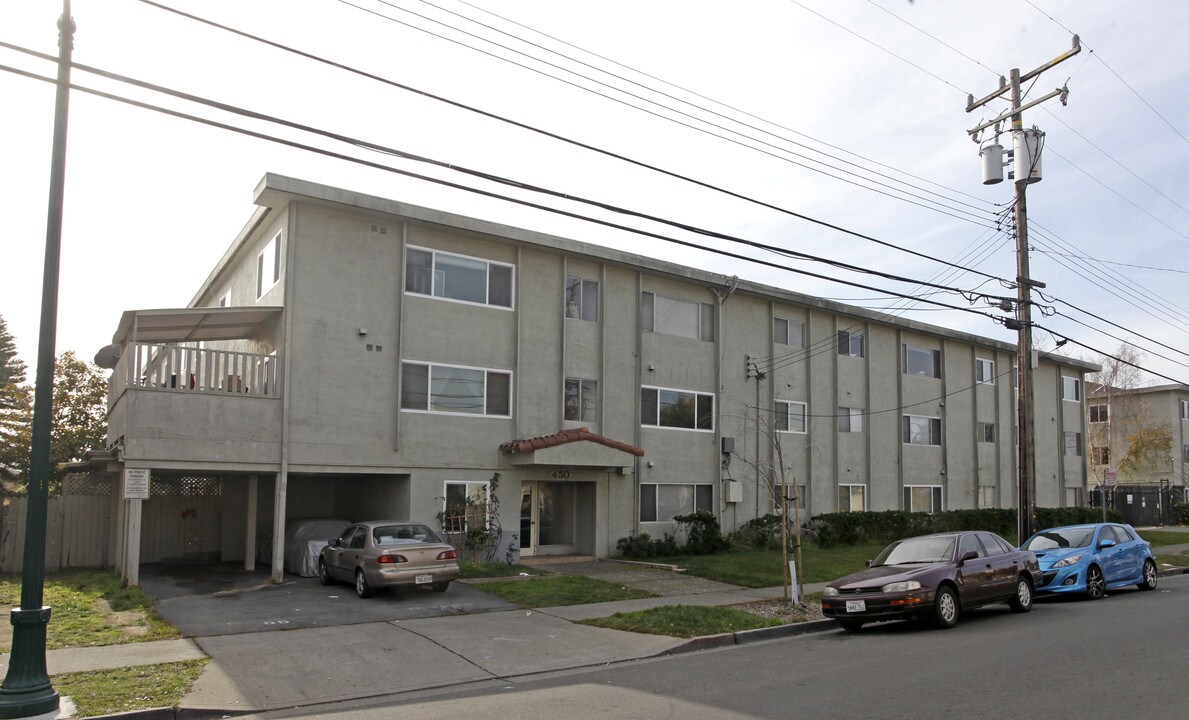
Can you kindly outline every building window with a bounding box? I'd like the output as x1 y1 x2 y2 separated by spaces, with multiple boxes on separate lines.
977 422 995 443
1091 447 1110 466
976 358 995 384
1182 444 1189 463
405 246 514 308
837 330 864 358
565 276 599 322
904 485 943 513
1062 376 1081 402
837 407 863 433
641 292 713 341
903 415 942 446
1063 432 1083 456
774 318 805 347
401 362 512 417
979 486 996 508
442 481 488 532
838 485 865 512
1181 399 1188 419
217 290 231 308
1065 487 1083 507
775 400 807 433
641 386 714 431
640 483 713 522
1089 403 1108 423
903 344 941 378
564 378 598 423
256 231 281 299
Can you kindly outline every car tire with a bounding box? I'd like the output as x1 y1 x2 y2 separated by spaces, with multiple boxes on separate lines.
1138 559 1158 591
355 569 373 599
933 585 960 629
318 560 335 586
1008 575 1033 613
1085 565 1105 600
431 581 451 593
837 619 863 633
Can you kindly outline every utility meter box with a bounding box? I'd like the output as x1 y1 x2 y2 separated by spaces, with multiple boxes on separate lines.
724 481 743 504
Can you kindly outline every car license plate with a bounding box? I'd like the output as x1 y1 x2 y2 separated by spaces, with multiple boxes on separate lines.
845 600 866 613
415 574 432 585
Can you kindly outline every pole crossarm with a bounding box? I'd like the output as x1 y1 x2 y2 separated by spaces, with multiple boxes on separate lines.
967 87 1069 137
966 35 1081 112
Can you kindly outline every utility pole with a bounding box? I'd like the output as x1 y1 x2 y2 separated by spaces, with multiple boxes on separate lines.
966 36 1080 543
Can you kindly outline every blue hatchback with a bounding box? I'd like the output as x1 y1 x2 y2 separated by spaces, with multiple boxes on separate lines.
1020 523 1158 599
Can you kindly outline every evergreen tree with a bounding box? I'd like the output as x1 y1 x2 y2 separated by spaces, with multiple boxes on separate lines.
0 315 33 485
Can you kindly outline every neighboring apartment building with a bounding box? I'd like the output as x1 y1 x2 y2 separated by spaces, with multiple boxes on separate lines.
95 174 1096 584
1086 383 1189 487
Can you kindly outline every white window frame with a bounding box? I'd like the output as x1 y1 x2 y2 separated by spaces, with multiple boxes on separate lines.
1089 403 1109 423
400 361 512 418
979 485 997 509
639 483 714 522
564 275 599 322
903 415 942 446
1062 376 1081 402
1091 446 1110 466
775 400 807 434
904 485 944 513
641 292 713 341
976 358 995 384
564 377 598 423
903 344 941 378
773 318 805 348
640 385 714 432
976 421 995 443
838 330 864 358
838 484 866 512
1181 399 1188 419
256 231 281 300
838 407 863 433
217 289 231 308
442 480 490 532
405 245 515 309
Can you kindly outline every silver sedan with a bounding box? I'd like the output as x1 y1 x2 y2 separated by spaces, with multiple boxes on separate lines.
319 521 460 598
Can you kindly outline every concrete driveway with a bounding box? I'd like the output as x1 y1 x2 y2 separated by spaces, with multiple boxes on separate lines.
140 563 517 637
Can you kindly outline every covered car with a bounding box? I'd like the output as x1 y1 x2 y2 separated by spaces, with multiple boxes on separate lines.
319 521 460 598
1020 522 1158 598
821 530 1041 631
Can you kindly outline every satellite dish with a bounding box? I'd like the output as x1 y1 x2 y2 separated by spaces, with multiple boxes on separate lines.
93 344 122 369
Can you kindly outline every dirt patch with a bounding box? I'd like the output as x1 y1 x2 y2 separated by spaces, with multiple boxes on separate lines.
96 599 150 639
732 599 825 624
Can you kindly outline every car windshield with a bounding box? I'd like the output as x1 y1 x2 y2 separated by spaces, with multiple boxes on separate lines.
1022 528 1094 550
373 525 441 545
873 536 956 566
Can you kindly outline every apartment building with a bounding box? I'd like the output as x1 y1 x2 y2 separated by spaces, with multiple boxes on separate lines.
97 174 1097 583
1086 383 1189 486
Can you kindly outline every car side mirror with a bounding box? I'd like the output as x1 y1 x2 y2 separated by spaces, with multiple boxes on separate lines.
959 550 979 564
865 560 873 568
327 538 340 547
1099 538 1116 549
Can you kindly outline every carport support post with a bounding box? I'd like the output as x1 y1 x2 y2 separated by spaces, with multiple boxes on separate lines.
270 471 287 583
124 499 142 587
244 475 257 572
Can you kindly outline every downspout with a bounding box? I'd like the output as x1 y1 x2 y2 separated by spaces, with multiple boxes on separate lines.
271 207 296 584
710 277 739 529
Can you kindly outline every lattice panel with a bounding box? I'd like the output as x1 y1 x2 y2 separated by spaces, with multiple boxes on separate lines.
62 474 114 496
150 475 222 497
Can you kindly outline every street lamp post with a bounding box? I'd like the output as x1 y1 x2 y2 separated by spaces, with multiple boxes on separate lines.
0 2 74 717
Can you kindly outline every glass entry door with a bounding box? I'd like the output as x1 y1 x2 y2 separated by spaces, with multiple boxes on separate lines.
519 482 577 557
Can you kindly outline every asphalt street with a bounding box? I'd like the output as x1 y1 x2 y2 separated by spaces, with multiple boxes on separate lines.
255 574 1189 720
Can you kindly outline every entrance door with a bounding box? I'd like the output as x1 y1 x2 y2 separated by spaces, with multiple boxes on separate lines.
519 482 577 557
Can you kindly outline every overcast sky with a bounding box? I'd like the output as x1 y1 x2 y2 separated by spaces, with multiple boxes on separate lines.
2 0 1187 386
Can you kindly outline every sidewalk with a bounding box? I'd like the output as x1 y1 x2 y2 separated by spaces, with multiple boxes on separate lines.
6 550 1187 719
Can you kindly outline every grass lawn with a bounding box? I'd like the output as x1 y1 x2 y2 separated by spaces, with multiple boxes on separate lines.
1155 551 1189 567
1137 529 1189 547
580 605 783 638
664 543 885 587
459 561 551 578
53 659 207 718
474 575 654 606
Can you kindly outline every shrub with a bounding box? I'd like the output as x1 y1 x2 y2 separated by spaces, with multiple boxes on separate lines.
730 514 785 550
674 510 730 555
616 532 679 558
808 507 1120 548
1171 503 1189 526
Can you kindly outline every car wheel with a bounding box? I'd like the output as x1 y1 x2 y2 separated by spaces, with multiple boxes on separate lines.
355 569 372 599
1085 565 1105 600
318 560 335 586
431 581 451 593
1138 559 1158 591
837 619 863 633
933 585 959 629
1008 576 1033 613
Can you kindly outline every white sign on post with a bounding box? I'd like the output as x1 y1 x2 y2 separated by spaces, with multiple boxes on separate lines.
123 468 150 500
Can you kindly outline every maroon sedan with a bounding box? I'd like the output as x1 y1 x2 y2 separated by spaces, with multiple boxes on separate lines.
821 531 1041 631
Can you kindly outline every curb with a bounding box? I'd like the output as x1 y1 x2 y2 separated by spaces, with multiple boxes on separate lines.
658 618 838 656
69 708 258 720
1157 566 1189 577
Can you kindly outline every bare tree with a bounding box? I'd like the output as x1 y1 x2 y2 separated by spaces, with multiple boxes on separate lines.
1085 345 1173 482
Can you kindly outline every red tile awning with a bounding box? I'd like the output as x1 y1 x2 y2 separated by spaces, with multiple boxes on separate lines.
499 427 644 457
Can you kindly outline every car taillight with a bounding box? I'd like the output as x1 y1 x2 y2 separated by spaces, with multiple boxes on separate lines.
376 554 408 564
437 549 457 560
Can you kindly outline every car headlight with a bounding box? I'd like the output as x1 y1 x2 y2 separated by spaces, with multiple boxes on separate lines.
823 587 839 596
1052 555 1083 568
881 580 921 593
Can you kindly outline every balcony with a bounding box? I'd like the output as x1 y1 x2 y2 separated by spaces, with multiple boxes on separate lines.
110 342 281 406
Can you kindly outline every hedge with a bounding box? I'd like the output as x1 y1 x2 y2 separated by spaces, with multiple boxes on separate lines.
807 507 1124 548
